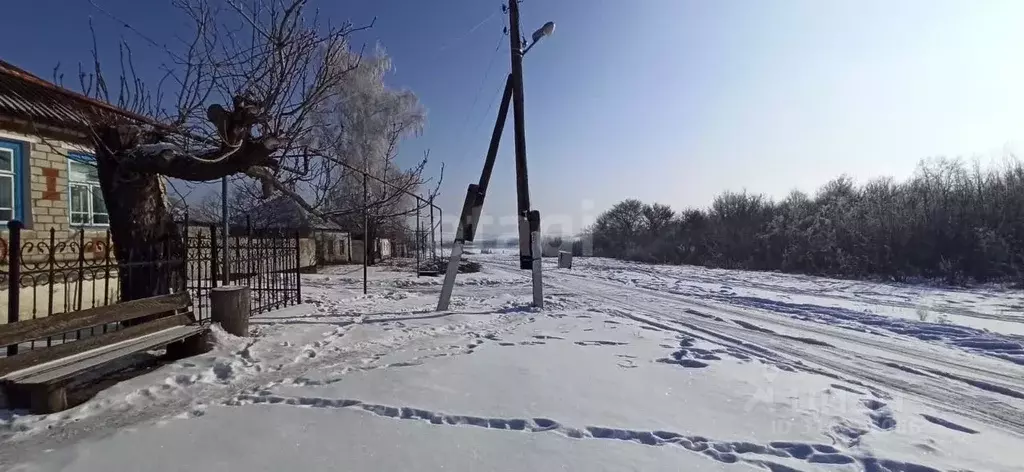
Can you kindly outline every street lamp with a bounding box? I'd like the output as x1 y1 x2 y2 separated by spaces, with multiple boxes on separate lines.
522 21 555 56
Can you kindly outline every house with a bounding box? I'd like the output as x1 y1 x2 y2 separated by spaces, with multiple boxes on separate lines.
0 59 145 256
242 195 354 265
240 194 404 265
0 59 155 321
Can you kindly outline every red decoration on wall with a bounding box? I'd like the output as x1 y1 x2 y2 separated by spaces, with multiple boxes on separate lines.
42 168 60 201
91 238 107 256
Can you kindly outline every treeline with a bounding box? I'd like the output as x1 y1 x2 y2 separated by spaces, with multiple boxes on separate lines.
588 158 1024 285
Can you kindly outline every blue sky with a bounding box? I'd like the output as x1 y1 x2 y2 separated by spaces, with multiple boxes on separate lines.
3 0 1024 238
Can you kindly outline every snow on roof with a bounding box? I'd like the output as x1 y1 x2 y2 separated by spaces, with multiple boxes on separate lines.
242 194 345 232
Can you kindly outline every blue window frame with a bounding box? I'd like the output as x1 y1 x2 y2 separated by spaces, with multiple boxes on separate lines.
0 139 25 224
67 153 108 226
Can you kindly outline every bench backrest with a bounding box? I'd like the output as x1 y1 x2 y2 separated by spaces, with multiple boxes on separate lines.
0 292 192 376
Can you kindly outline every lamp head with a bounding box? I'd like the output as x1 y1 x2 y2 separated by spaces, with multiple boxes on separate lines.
532 22 555 43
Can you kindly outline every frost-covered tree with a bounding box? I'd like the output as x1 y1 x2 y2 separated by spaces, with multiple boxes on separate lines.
590 156 1024 285
312 46 438 263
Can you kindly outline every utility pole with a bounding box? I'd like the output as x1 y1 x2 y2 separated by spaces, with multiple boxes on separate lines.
362 171 368 295
507 0 544 307
429 196 437 260
507 0 534 271
416 202 422 275
437 75 513 311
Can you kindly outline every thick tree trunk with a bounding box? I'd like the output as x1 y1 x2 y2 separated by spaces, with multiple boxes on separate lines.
95 127 186 304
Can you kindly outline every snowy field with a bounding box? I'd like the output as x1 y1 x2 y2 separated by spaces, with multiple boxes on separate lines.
3 255 1024 471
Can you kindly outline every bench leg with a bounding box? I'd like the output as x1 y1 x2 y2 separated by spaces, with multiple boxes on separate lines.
1 383 31 410
166 330 211 360
29 385 67 414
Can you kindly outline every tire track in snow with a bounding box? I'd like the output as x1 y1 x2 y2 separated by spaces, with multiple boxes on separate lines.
573 257 1024 325
590 284 1024 433
226 393 940 472
567 264 1024 386
494 262 1024 436
589 265 1024 369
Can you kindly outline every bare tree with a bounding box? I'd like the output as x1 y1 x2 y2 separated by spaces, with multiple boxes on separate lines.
63 0 379 300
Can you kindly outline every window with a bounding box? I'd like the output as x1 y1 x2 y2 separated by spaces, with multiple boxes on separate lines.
0 140 23 223
68 155 108 226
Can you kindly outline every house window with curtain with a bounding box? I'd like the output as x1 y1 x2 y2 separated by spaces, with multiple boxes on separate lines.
0 140 22 223
68 154 108 226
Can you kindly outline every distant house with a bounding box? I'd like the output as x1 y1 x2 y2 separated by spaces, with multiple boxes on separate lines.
241 195 354 265
0 59 143 258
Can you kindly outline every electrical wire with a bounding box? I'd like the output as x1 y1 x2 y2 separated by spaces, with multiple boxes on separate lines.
470 77 506 138
436 7 502 53
455 32 507 141
449 4 511 166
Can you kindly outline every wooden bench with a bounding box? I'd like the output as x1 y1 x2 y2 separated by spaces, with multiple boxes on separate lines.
0 292 209 413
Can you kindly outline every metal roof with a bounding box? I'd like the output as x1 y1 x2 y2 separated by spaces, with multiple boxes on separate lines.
243 195 347 232
0 59 154 130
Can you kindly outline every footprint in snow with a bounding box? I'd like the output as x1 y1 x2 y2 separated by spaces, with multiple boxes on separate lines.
575 340 629 347
656 357 709 368
920 414 978 434
829 384 866 395
861 399 897 430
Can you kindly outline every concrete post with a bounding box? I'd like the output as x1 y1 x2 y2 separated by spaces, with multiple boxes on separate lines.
211 285 251 337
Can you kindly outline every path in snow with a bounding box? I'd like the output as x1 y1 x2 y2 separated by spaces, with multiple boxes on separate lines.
541 257 1024 364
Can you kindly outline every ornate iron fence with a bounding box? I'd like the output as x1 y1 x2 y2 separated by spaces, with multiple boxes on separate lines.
2 220 301 350
186 223 302 320
2 220 184 354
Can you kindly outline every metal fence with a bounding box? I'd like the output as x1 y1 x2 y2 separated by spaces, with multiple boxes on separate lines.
2 219 301 336
2 220 187 353
187 223 303 320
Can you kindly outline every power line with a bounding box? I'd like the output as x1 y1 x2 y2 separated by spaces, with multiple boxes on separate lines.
470 78 507 138
442 4 513 168
455 31 507 141
436 8 501 53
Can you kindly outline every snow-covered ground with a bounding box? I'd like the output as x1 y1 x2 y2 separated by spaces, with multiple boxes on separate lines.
3 255 1024 472
560 257 1024 362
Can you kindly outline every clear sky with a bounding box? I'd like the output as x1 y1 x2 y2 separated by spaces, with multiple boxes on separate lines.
3 0 1024 239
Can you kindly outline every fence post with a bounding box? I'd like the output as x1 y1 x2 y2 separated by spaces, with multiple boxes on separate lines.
76 228 86 311
103 229 112 307
295 230 302 304
7 220 22 356
182 217 189 294
246 216 252 282
47 228 56 319
210 224 219 289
